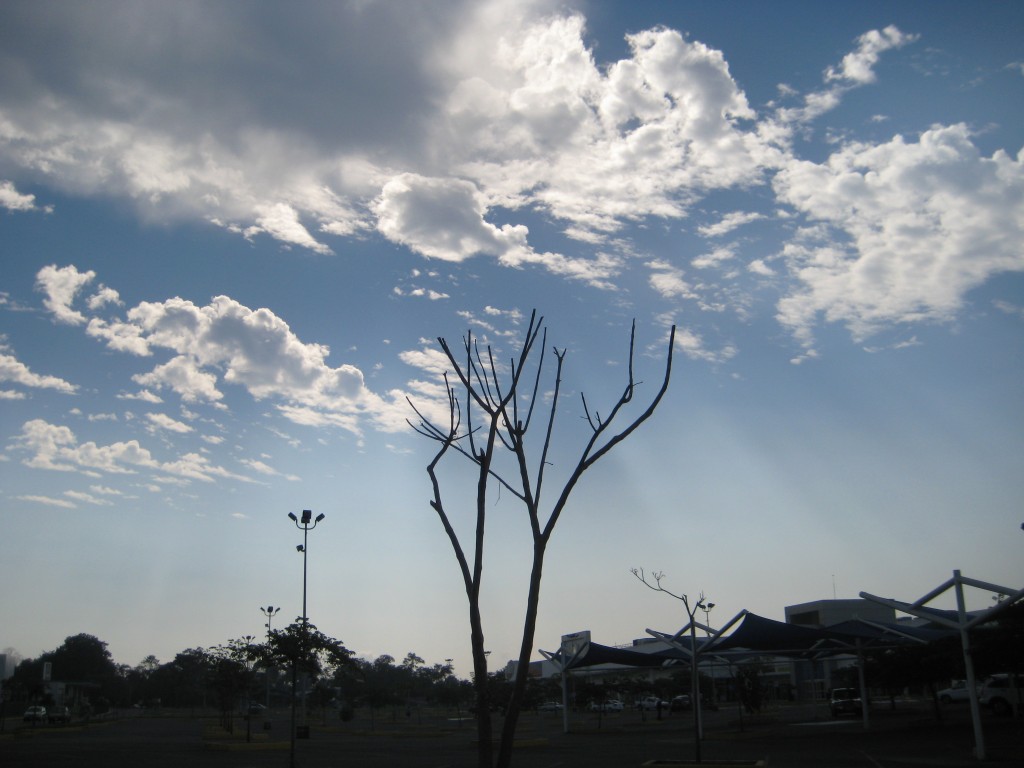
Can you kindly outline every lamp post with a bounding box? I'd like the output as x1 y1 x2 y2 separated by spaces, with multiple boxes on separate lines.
681 593 707 762
700 601 716 709
290 510 325 623
287 509 324 768
259 605 280 708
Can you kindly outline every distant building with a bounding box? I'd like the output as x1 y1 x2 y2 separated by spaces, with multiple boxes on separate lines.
784 599 896 699
785 598 895 628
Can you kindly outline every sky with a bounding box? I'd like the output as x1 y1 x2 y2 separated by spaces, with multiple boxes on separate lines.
1 0 1022 678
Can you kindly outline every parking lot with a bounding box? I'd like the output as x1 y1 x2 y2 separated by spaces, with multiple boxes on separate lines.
2 699 1022 767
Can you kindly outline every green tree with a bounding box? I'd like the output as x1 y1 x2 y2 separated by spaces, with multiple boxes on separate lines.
209 636 261 736
409 312 675 768
355 654 403 728
151 648 214 710
8 634 120 711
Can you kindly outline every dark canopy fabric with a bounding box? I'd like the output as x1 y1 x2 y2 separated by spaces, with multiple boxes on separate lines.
554 612 958 671
825 618 954 645
557 641 687 669
708 612 852 656
708 612 958 657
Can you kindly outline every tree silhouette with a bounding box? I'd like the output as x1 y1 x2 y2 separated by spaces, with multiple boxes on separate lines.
409 311 675 768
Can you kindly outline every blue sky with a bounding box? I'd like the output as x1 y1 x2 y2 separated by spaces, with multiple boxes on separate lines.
1 0 1022 676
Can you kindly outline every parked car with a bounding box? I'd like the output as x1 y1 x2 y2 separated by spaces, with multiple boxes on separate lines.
638 696 668 711
23 705 47 723
48 706 71 724
538 701 563 712
829 688 861 718
589 699 624 712
979 673 1023 716
938 679 976 705
670 694 692 711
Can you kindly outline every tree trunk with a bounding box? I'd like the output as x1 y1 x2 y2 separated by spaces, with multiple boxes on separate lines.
469 593 493 767
496 541 547 768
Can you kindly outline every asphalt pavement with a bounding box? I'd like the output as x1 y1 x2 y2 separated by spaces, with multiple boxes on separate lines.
1 699 1022 767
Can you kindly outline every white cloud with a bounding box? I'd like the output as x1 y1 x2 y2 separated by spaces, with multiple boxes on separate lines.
2 7 1018 359
698 211 764 238
0 4 775 264
376 174 527 262
0 352 78 393
673 326 737 364
64 490 114 506
825 26 918 85
13 418 247 483
994 299 1024 319
36 264 96 325
0 180 51 212
18 494 76 508
773 124 1024 343
135 356 224 404
87 317 150 355
37 264 416 436
118 389 163 404
399 346 455 378
244 202 332 254
87 286 122 310
647 260 697 300
145 412 194 434
692 247 735 270
766 26 917 136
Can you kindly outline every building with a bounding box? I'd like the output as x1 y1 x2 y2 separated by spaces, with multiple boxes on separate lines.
784 599 897 699
785 599 895 628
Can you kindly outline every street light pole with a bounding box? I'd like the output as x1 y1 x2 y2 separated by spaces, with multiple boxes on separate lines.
701 602 716 710
259 605 280 708
287 509 325 768
290 510 325 622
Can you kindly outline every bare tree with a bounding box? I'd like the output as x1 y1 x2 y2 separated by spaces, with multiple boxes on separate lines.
408 311 675 768
631 568 708 764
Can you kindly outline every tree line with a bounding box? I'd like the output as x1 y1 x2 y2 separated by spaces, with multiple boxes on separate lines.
1 625 480 724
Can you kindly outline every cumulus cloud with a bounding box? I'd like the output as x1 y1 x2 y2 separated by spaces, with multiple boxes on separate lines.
2 4 1019 358
773 124 1024 344
145 412 194 434
0 352 78 393
35 264 415 437
13 418 247 483
0 180 51 212
376 174 528 262
825 26 918 85
0 3 773 269
36 265 96 325
647 260 698 300
673 326 737 364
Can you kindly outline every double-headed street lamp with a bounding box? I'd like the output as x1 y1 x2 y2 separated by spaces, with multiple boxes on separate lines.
287 510 324 768
261 604 281 633
289 510 325 623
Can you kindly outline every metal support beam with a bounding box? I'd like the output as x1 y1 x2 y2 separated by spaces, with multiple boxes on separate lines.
861 569 1024 762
